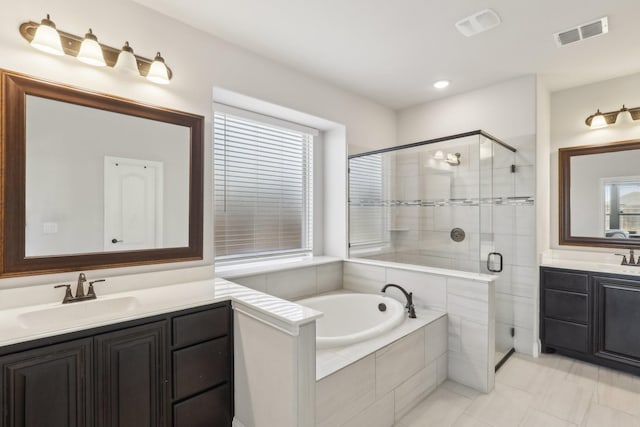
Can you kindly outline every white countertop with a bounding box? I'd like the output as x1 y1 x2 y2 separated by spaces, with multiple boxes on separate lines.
0 277 322 348
540 250 640 276
346 258 497 282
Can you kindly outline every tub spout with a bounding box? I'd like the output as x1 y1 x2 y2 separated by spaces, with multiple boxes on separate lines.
381 283 416 318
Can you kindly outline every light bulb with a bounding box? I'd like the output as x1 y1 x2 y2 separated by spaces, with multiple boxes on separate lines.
30 14 64 56
590 110 608 129
77 29 106 67
615 105 633 126
114 42 140 76
146 52 170 84
433 150 444 160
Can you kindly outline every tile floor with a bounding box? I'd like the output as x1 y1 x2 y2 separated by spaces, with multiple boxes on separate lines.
393 352 640 427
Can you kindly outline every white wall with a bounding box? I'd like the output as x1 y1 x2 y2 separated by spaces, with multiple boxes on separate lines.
397 76 537 145
550 72 640 251
395 76 539 356
0 0 395 288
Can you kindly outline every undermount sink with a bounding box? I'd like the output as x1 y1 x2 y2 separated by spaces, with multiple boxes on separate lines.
17 296 140 331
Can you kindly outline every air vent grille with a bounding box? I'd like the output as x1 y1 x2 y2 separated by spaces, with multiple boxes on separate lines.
555 17 608 47
455 9 501 37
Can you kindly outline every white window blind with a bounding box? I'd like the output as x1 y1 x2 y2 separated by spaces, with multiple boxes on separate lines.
349 154 386 247
214 111 313 262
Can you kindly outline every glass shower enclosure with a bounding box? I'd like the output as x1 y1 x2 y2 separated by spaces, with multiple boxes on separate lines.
348 131 523 367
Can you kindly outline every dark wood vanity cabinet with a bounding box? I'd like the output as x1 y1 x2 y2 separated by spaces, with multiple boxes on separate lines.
541 267 640 375
0 302 233 427
540 269 590 354
171 305 232 427
95 322 167 427
0 338 93 427
594 276 640 365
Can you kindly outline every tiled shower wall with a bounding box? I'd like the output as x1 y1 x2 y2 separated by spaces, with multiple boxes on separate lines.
222 261 343 300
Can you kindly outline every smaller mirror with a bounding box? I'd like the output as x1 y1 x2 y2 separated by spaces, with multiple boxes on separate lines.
560 139 640 248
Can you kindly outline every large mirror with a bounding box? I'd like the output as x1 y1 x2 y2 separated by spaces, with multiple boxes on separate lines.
1 70 204 276
559 139 640 248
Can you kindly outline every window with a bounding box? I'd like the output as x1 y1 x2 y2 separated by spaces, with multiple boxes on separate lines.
604 179 640 236
214 109 313 262
349 154 387 249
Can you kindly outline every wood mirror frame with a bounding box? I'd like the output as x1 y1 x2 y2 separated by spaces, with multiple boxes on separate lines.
0 70 204 277
559 139 640 249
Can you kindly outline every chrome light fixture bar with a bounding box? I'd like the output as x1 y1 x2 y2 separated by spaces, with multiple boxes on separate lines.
20 17 173 84
585 105 640 129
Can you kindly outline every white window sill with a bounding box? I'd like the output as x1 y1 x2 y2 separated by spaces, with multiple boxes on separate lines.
215 256 342 279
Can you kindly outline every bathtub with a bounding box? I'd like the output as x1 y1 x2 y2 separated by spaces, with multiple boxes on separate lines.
296 293 406 348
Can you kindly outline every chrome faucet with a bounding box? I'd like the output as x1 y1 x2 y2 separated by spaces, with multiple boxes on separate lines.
381 283 417 318
54 273 106 304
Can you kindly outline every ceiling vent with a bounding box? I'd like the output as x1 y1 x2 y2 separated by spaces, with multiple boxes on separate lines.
455 9 501 37
554 16 609 47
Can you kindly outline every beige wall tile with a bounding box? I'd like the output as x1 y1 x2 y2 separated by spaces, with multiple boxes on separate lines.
376 329 426 398
316 354 376 427
425 315 448 364
343 262 386 293
343 392 395 427
316 262 343 294
394 361 438 420
266 267 317 300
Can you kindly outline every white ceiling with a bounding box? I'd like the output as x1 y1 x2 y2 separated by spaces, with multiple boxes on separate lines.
132 0 640 109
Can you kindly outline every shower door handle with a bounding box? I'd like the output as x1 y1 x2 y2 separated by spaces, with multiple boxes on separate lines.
487 252 503 273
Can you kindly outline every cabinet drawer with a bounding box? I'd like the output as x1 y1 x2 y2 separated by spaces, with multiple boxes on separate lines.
544 289 588 324
173 383 231 427
544 318 589 353
172 305 229 348
543 270 588 293
173 337 230 400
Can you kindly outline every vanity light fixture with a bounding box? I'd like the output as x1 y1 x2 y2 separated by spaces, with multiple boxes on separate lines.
30 15 64 55
146 52 170 85
19 17 173 84
77 29 106 66
114 42 139 76
615 105 633 125
588 110 608 129
586 105 640 129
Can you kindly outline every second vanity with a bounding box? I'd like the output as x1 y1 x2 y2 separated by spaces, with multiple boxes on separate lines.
0 275 321 427
540 258 640 376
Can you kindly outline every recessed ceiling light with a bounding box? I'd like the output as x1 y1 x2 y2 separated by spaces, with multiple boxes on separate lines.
433 80 450 89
